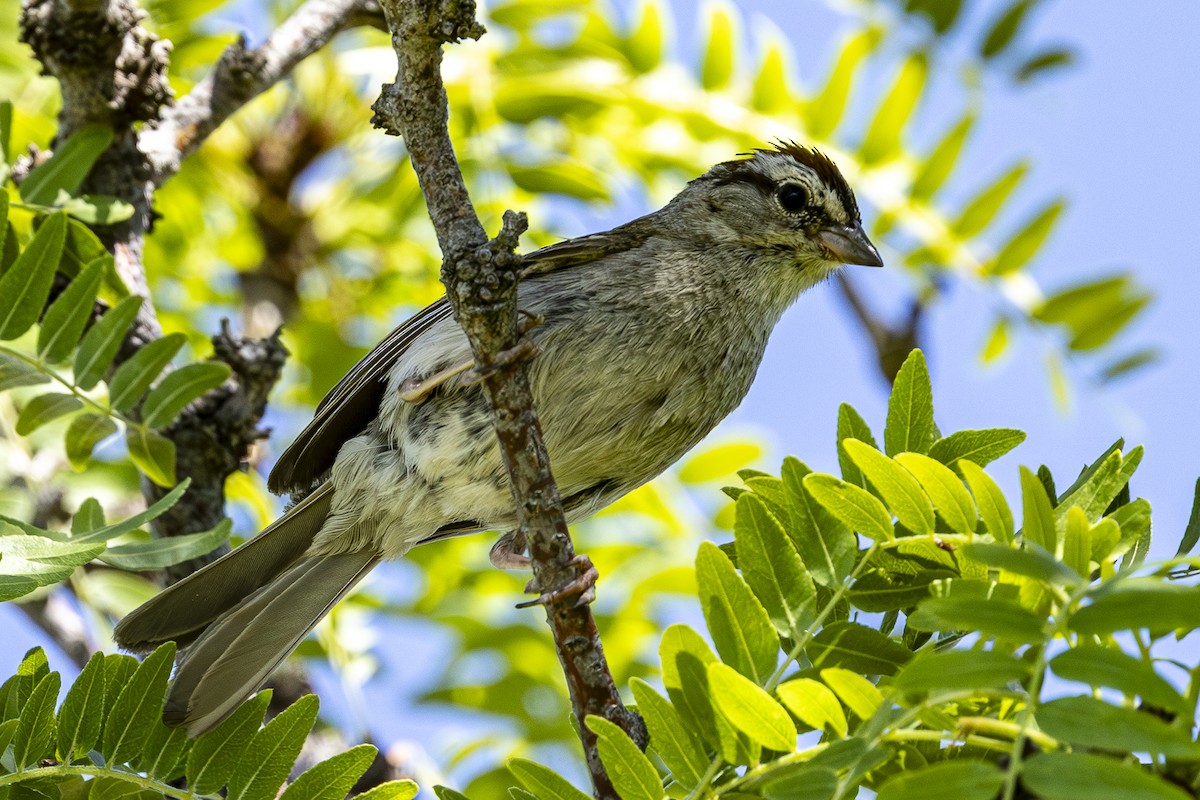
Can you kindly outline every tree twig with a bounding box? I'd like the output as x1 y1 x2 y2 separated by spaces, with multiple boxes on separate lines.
836 272 924 385
142 0 383 184
369 1 644 795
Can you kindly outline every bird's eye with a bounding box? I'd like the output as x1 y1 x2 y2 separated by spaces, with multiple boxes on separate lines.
776 183 809 213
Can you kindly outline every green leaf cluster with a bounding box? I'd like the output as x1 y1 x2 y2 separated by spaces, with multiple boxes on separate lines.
505 350 1200 799
0 644 419 799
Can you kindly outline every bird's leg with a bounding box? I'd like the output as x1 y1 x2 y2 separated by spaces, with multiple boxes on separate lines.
400 311 543 403
398 359 476 403
489 529 529 570
516 554 599 609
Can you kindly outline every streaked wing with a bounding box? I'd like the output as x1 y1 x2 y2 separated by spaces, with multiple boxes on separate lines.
267 216 655 496
267 300 454 493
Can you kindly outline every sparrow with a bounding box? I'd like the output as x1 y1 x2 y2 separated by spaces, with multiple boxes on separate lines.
115 142 883 734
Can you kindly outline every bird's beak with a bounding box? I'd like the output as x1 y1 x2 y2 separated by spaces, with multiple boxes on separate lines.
816 224 883 268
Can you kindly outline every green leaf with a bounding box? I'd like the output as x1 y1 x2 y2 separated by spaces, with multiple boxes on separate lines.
752 35 791 113
0 352 50 392
623 0 664 73
843 439 934 536
101 642 175 764
109 333 186 413
15 392 84 435
629 679 706 790
806 28 879 139
961 542 1078 586
807 621 911 675
776 678 846 736
1101 348 1159 383
0 531 104 599
986 199 1065 276
432 788 472 800
681 441 763 483
141 361 231 428
1033 274 1151 352
912 114 974 201
953 162 1028 238
14 671 59 769
281 743 377 800
0 101 10 167
508 758 591 800
735 493 815 637
72 478 190 543
587 715 662 800
958 462 1014 542
73 294 142 391
1057 447 1142 523
1015 48 1075 83
1070 579 1200 635
1177 477 1200 556
100 518 230 571
708 662 796 751
353 782 419 800
836 403 877 489
56 651 105 761
782 458 857 586
58 194 135 224
64 412 118 469
1022 752 1191 800
126 426 177 487
187 690 272 794
695 541 777 684
894 452 977 533
877 760 1004 800
981 317 1010 364
803 473 894 541
980 0 1034 58
1050 646 1189 715
1019 465 1056 551
700 3 735 91
893 649 1028 693
929 429 1025 469
1 358 53 401
506 163 609 203
132 718 190 782
847 569 949 612
910 594 1045 643
860 52 927 165
101 654 138 729
0 211 67 340
1037 695 1200 759
19 126 114 205
819 668 882 720
227 694 320 800
884 350 934 456
37 256 105 364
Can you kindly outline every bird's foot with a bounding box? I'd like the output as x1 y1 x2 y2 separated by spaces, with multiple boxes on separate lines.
462 337 540 386
489 530 529 570
516 554 598 609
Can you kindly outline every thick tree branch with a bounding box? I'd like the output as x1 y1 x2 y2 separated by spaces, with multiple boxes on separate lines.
369 2 643 796
142 0 382 184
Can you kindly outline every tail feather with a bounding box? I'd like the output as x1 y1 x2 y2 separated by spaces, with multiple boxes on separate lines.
114 484 334 652
164 550 379 735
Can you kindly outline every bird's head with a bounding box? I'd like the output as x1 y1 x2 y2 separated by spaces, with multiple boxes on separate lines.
679 141 883 273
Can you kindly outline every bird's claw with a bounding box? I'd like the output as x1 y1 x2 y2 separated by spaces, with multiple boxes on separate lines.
463 336 540 386
516 554 598 609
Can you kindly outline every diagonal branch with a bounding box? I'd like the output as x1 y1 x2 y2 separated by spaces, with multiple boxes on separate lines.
142 0 383 185
369 1 644 796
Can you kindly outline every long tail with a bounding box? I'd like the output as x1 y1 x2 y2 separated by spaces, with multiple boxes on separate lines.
113 482 380 735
